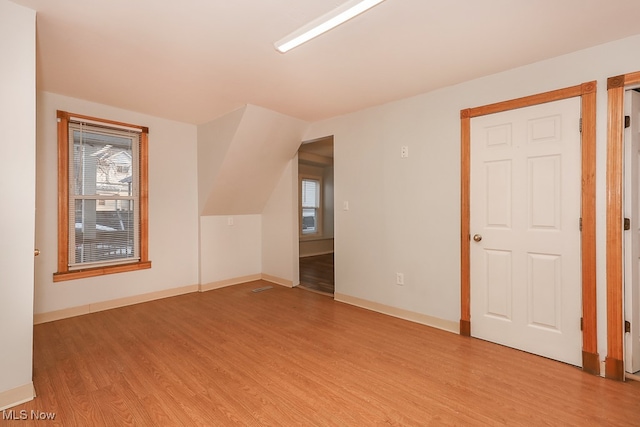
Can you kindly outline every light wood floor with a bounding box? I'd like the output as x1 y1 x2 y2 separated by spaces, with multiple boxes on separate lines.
7 280 640 426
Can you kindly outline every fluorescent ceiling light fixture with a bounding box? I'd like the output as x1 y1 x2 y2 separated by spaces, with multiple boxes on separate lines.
274 0 385 53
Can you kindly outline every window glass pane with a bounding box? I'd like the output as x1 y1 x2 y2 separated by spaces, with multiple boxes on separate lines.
72 129 133 197
302 207 317 233
72 199 137 266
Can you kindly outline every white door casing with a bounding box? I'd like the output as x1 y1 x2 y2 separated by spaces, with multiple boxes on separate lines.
624 89 640 374
470 97 582 367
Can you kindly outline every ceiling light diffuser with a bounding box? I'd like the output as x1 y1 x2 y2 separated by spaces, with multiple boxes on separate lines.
274 0 386 53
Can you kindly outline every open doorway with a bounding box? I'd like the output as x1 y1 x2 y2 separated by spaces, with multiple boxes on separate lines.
608 72 640 381
297 136 334 295
624 87 640 378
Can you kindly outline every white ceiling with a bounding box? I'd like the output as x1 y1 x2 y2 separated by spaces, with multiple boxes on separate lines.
10 0 640 124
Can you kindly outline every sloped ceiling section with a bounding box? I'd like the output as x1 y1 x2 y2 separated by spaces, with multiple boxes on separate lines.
198 104 308 216
197 106 245 213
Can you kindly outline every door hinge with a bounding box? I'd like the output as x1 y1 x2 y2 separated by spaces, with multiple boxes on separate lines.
579 118 583 133
580 317 584 331
625 218 631 231
625 320 631 333
625 115 631 129
579 217 582 231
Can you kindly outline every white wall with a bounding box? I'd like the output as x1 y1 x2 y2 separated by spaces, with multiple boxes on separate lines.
303 34 640 360
196 104 308 286
199 104 307 215
34 92 200 314
262 159 299 285
197 107 244 213
0 0 36 408
199 160 301 288
199 215 262 286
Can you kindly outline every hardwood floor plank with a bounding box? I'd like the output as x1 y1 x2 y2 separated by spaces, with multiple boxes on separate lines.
299 253 334 294
5 280 640 426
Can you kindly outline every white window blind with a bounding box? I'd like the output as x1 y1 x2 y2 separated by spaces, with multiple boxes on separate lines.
68 121 140 269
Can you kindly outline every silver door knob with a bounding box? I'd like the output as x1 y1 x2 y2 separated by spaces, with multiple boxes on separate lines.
473 234 482 242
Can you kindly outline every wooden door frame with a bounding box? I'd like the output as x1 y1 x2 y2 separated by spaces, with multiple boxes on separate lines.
605 72 640 380
460 82 599 375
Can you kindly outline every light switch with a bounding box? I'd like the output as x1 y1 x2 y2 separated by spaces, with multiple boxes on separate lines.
343 201 349 211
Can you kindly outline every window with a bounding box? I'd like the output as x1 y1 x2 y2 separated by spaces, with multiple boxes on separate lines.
54 111 151 281
301 178 321 235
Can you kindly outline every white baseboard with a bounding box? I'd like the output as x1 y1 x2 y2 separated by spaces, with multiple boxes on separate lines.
199 274 262 292
0 383 35 411
34 284 199 324
626 372 640 382
261 274 293 288
334 293 459 334
33 273 295 324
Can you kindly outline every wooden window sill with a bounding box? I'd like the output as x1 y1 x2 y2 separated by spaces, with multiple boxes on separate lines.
53 261 152 282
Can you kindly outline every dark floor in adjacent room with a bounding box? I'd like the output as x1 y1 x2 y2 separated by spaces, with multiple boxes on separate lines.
298 252 334 295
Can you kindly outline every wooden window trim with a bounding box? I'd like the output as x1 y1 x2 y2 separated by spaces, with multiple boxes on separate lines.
605 71 640 380
460 82 599 375
54 110 151 282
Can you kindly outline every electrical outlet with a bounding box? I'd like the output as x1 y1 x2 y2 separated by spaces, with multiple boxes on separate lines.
227 216 234 226
401 146 409 158
396 272 404 285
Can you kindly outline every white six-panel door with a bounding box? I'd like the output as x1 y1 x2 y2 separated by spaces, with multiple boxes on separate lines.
470 97 582 366
624 89 640 374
